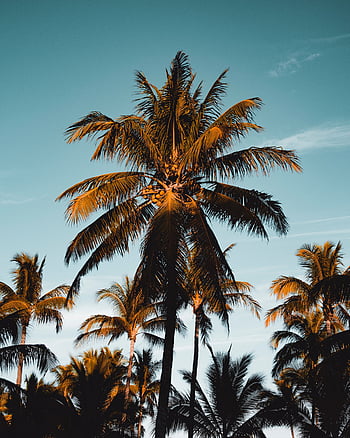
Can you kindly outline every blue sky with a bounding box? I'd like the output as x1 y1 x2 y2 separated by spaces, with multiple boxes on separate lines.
1 1 350 436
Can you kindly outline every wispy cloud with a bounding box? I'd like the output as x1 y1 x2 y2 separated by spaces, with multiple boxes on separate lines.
310 33 350 44
269 52 320 77
0 196 37 205
291 216 350 226
271 229 350 241
270 122 350 151
234 227 350 245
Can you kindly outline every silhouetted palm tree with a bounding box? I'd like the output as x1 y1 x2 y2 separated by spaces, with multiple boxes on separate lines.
184 245 259 438
4 373 74 438
54 347 131 437
75 276 175 410
131 349 161 438
0 253 71 385
169 347 266 437
266 242 350 334
256 378 310 438
0 309 57 391
57 52 300 437
271 311 349 377
271 310 350 427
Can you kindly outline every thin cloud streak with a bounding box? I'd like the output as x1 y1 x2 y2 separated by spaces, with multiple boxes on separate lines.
310 33 350 44
175 333 267 352
271 229 350 240
235 229 350 245
269 52 320 77
0 197 37 205
268 122 350 151
291 215 350 225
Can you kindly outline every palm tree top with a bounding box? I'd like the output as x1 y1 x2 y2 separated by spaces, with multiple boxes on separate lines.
57 52 301 300
266 241 350 330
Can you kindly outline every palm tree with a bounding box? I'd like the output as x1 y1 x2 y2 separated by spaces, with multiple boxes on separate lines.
271 311 350 376
75 276 170 411
54 347 130 437
266 242 350 333
271 310 350 427
184 245 259 438
0 310 57 390
169 347 266 437
0 253 71 385
131 349 161 438
4 373 74 438
0 311 58 435
57 52 301 437
256 378 310 438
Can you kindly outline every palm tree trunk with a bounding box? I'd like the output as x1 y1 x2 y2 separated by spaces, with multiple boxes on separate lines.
155 283 177 438
125 336 136 404
137 407 143 438
290 425 295 438
16 323 27 386
122 336 136 426
188 310 200 438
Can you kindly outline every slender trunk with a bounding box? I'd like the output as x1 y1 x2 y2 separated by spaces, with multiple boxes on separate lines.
16 324 27 386
137 406 143 438
125 336 136 404
123 336 136 425
155 284 177 438
290 425 295 438
188 310 200 438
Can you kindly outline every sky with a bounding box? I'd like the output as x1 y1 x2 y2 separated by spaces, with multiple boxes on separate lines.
1 1 350 436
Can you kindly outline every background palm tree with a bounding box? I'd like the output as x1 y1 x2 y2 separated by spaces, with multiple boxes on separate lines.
4 373 74 438
270 310 350 428
54 347 130 438
255 378 310 438
266 242 350 333
0 310 57 391
131 349 161 438
57 51 300 437
74 276 174 410
0 253 71 385
184 244 259 438
169 347 266 438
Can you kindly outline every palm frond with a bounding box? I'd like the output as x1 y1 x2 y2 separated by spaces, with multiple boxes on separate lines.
65 199 152 267
211 146 301 180
0 344 57 373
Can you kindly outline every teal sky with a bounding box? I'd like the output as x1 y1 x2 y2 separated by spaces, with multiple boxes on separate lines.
1 1 350 436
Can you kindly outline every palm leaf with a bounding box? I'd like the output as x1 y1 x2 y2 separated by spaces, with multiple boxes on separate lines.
0 344 57 373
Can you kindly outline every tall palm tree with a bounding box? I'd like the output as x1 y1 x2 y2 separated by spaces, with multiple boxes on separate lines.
266 242 350 333
74 276 171 410
184 245 259 438
168 347 266 438
57 52 301 437
0 253 71 385
131 349 161 438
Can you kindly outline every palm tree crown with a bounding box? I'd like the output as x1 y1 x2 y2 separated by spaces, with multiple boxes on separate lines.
266 241 350 332
169 348 265 438
57 51 301 438
75 276 168 406
0 253 70 385
57 51 300 298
